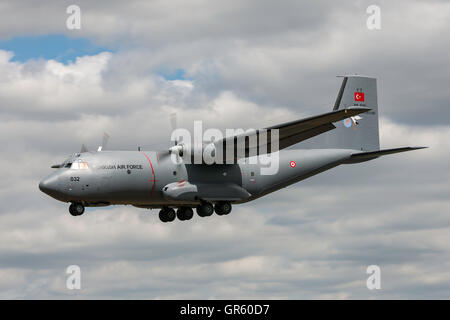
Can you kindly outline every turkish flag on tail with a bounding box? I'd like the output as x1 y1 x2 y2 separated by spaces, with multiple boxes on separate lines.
354 92 365 102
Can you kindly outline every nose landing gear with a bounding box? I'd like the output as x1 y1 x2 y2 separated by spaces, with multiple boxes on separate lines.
69 203 85 216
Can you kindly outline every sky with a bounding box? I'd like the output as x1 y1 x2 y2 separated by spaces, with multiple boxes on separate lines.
0 0 449 299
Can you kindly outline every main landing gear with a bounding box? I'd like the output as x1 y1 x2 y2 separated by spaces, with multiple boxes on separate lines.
177 207 194 221
158 202 232 223
159 207 176 222
214 202 232 216
69 202 85 216
196 202 214 217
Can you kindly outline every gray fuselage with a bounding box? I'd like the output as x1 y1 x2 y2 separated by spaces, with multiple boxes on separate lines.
39 149 354 209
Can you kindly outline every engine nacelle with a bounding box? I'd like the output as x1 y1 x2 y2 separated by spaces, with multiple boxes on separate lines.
169 143 218 165
168 144 185 157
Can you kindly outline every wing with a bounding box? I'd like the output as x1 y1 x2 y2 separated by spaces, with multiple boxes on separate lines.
265 107 370 149
214 107 371 161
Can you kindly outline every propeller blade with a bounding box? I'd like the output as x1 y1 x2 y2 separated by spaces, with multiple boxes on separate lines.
170 112 178 131
102 132 110 149
98 132 110 151
170 113 178 145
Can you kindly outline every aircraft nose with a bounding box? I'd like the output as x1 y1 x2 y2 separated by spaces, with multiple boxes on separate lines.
39 175 59 196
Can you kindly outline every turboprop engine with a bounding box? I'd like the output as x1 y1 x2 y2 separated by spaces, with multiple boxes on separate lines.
168 142 218 165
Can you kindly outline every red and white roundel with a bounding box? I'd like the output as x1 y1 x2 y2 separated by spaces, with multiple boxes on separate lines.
290 161 296 168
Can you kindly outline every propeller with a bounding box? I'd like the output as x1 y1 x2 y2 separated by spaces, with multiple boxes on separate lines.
97 132 110 151
158 113 218 166
80 144 88 153
157 113 186 173
170 112 178 145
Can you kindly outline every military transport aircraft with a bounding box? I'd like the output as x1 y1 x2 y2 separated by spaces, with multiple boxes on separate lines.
39 75 425 222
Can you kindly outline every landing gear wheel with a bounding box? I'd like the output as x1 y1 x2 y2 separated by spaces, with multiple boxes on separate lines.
159 208 175 223
215 202 232 216
69 204 76 216
165 208 176 222
159 210 167 222
177 207 193 221
183 207 193 220
196 203 213 217
176 208 186 221
69 203 84 216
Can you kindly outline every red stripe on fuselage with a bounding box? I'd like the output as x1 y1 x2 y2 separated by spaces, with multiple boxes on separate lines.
141 151 156 197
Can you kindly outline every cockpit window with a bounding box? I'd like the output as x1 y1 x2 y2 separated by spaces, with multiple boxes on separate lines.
65 162 72 168
70 161 89 170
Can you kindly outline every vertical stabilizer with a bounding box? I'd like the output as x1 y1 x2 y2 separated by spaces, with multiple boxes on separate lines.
311 75 380 151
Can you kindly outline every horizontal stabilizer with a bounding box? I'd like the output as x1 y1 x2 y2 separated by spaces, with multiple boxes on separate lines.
343 147 427 164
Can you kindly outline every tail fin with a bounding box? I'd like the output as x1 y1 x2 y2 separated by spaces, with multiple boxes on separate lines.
329 75 380 151
299 75 426 159
326 75 380 151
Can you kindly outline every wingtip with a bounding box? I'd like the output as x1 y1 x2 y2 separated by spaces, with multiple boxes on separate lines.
410 146 428 150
